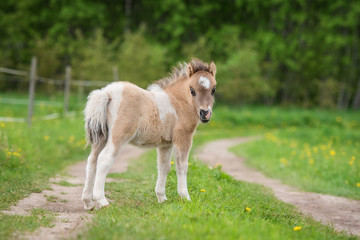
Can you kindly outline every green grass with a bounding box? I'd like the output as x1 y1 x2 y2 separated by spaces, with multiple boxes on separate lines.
0 116 87 210
0 91 85 118
0 209 55 239
225 106 360 199
0 92 88 239
77 150 355 240
1 93 359 239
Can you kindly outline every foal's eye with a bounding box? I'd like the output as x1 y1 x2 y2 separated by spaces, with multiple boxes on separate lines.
211 87 216 96
190 87 196 96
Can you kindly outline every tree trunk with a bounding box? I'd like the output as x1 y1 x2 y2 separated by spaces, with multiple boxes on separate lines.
352 78 360 109
337 83 345 109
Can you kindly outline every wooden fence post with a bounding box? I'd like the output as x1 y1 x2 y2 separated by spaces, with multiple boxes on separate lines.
113 66 119 82
64 66 71 116
27 56 37 126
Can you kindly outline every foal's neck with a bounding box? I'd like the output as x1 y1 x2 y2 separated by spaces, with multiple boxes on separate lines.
165 78 191 105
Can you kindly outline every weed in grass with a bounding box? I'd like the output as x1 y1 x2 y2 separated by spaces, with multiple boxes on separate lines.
54 180 80 187
44 195 59 203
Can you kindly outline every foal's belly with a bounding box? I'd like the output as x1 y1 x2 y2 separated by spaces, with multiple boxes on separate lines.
130 131 173 148
129 122 174 148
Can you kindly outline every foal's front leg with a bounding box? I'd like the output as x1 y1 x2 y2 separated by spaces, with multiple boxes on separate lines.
174 144 191 201
155 146 173 203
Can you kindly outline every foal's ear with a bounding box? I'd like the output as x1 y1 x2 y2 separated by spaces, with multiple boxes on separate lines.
209 61 216 77
186 62 195 78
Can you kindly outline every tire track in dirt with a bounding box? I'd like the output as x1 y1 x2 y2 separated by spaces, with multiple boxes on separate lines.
2 145 145 240
196 137 360 236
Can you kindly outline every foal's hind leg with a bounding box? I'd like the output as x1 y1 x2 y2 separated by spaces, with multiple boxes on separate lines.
92 140 123 208
82 142 105 210
155 146 173 203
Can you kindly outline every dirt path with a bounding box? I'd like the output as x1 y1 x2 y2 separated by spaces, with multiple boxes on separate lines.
2 145 145 240
196 137 360 236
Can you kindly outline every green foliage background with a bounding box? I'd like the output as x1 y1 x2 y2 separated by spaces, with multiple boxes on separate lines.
1 0 360 108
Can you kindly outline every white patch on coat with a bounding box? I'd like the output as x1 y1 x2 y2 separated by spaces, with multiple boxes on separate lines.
149 85 177 122
103 82 124 129
198 76 210 89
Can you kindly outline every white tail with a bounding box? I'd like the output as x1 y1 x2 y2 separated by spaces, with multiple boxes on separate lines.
84 89 110 146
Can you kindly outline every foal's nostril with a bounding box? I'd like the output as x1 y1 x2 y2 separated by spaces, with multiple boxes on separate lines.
200 109 209 118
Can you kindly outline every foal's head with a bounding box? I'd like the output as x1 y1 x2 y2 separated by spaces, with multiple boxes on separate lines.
186 60 217 123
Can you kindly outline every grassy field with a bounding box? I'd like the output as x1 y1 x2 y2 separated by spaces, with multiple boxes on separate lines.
0 93 358 239
0 93 88 238
225 106 360 199
77 148 354 239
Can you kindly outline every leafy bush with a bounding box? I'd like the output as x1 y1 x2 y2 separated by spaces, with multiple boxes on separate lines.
217 43 276 104
117 26 168 88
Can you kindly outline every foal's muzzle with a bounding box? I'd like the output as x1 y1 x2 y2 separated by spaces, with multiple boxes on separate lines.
200 109 212 123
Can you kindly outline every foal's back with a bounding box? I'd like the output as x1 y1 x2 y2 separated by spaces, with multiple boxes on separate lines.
105 82 177 148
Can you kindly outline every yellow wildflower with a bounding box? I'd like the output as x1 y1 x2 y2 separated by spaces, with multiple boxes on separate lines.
171 161 174 165
293 226 302 231
0 123 5 128
335 116 342 122
280 158 288 165
68 136 75 143
215 163 222 168
309 159 314 165
200 189 206 192
188 162 191 166
330 150 336 156
12 152 21 157
7 151 12 156
357 183 360 188
44 135 50 141
245 207 251 212
349 160 354 166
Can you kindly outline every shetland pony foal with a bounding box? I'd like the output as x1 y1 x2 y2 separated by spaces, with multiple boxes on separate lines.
82 59 217 209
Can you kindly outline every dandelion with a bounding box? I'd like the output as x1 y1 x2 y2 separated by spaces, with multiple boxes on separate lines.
215 163 222 168
280 158 288 165
68 136 75 143
245 207 251 212
12 152 21 157
309 159 314 165
357 183 360 188
330 150 336 156
312 147 318 153
335 116 342 123
293 226 302 231
188 162 191 166
0 123 5 128
44 135 50 141
7 151 12 156
349 159 354 166
171 161 174 165
200 189 206 192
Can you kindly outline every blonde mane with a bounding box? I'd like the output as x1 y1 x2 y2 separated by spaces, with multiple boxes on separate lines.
151 59 212 89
